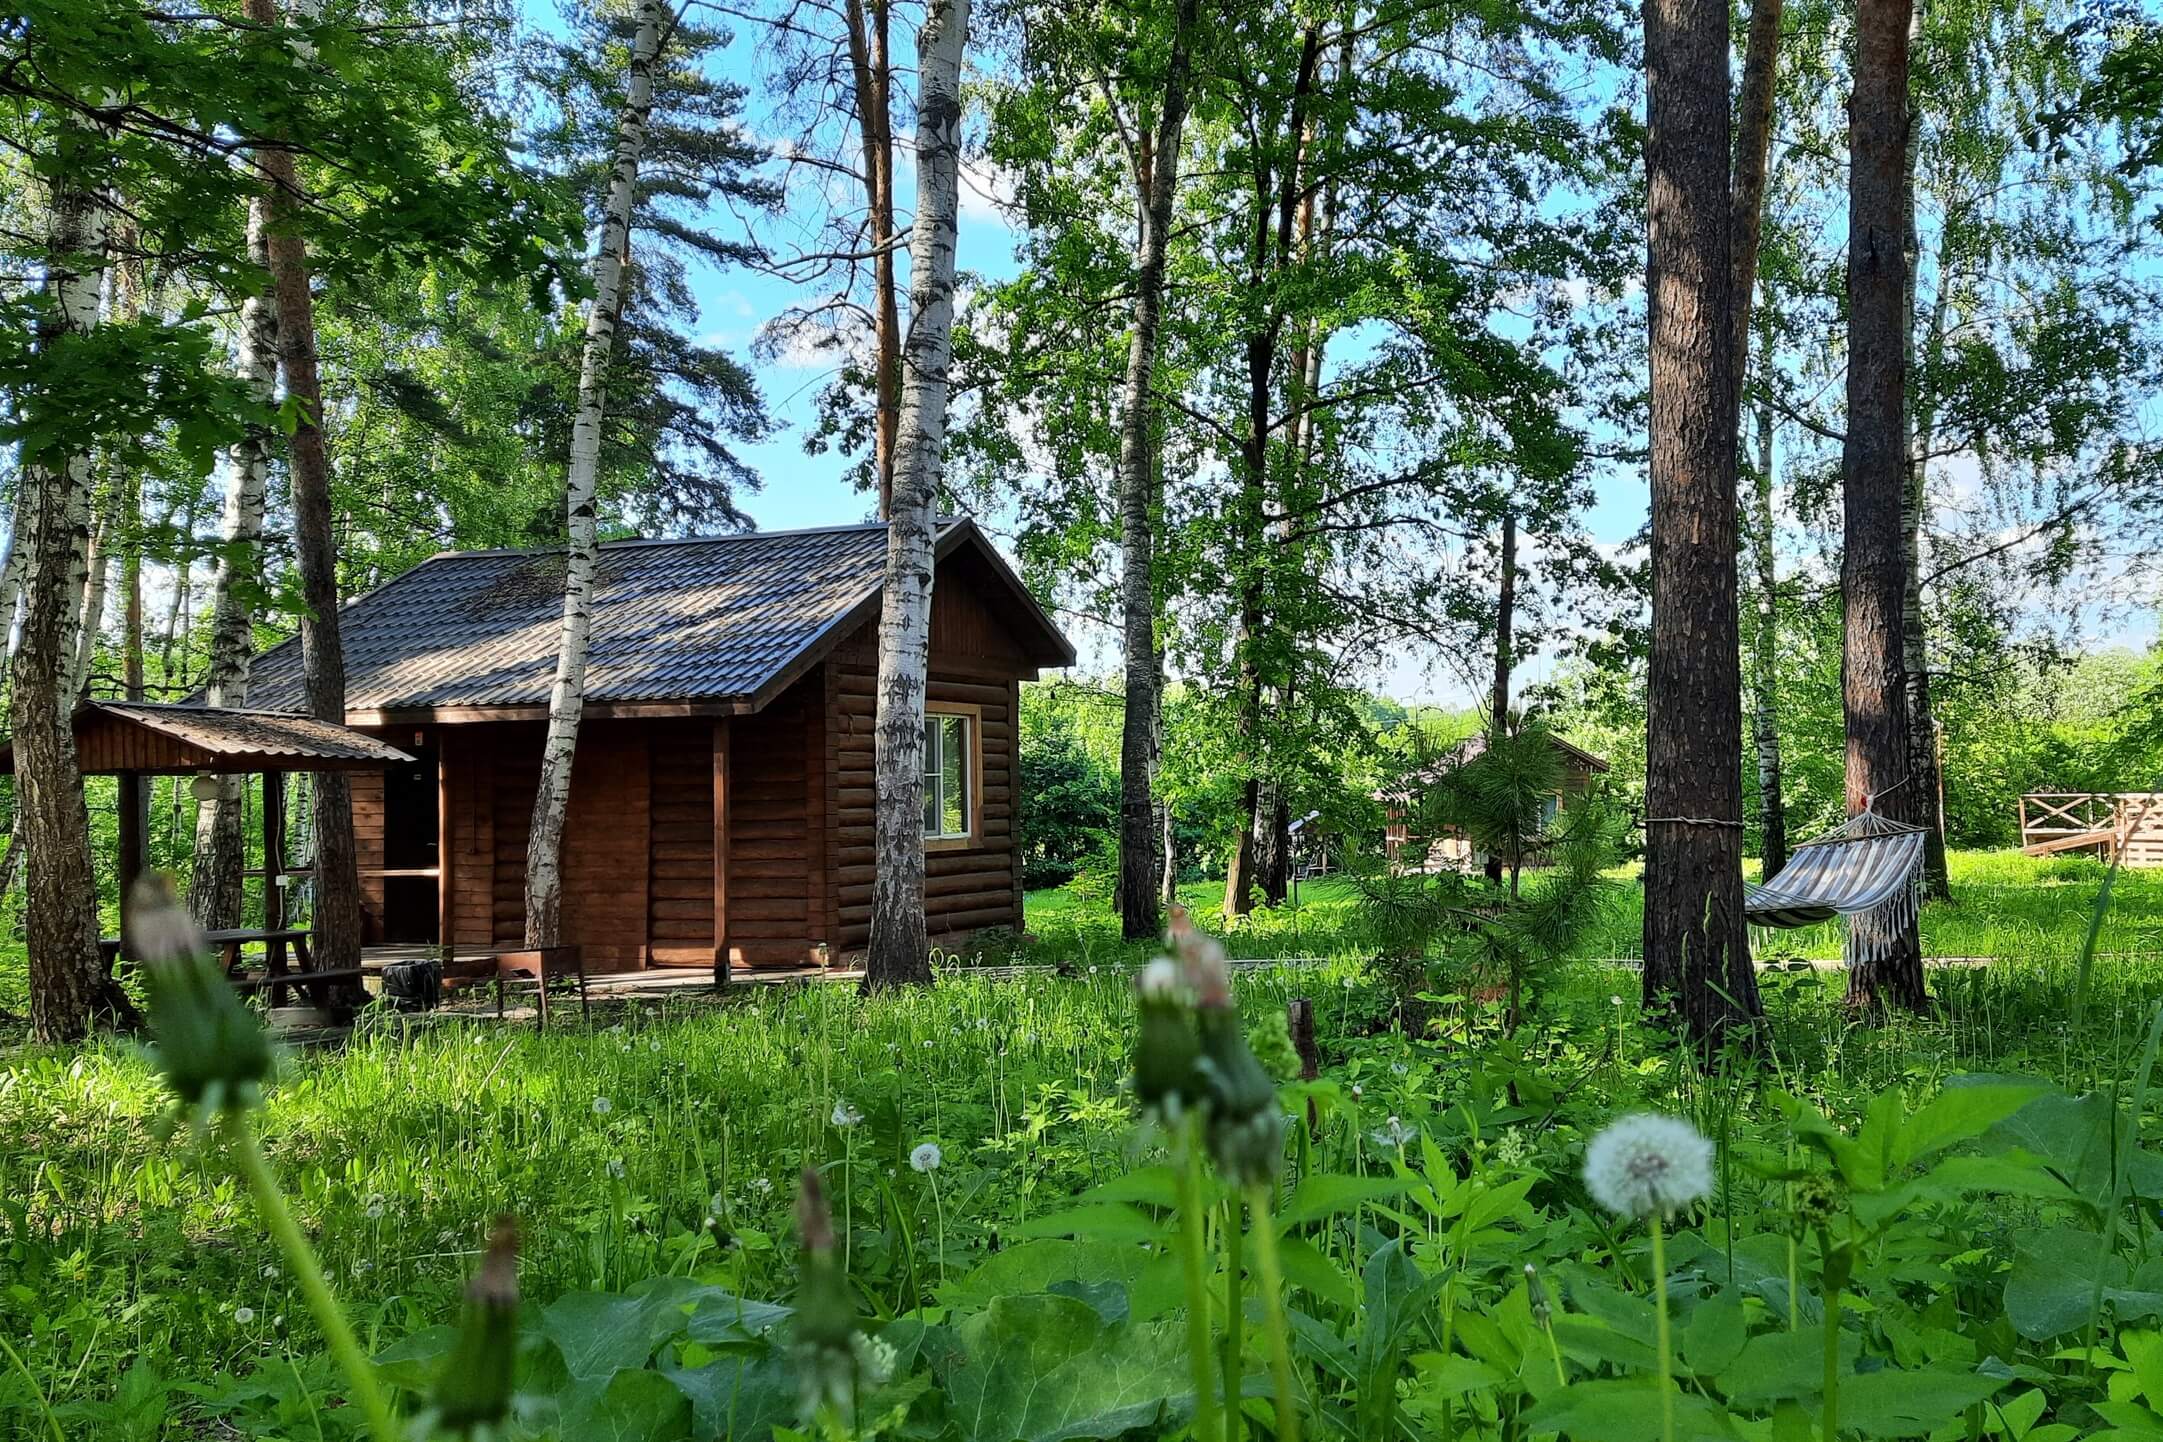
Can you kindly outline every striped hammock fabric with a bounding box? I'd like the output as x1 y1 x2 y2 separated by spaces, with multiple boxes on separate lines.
1744 809 1926 963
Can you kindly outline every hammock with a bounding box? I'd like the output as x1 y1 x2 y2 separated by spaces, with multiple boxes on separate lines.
1744 808 1926 965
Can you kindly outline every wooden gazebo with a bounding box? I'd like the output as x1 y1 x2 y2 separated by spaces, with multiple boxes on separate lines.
1 701 412 958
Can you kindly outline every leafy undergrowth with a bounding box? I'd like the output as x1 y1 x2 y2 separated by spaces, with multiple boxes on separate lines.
7 855 2163 1438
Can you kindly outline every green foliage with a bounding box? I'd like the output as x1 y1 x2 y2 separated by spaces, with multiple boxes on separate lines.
1017 698 1119 890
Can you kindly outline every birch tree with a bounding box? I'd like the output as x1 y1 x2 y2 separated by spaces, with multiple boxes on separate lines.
1114 0 1200 941
192 202 279 929
863 0 968 990
524 0 670 950
12 121 134 1042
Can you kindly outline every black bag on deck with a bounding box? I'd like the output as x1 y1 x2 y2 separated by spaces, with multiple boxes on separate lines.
381 957 442 1012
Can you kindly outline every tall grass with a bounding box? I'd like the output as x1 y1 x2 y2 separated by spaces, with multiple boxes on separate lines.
7 847 2163 1426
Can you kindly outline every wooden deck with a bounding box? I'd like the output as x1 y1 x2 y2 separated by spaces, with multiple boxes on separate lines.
2018 793 2163 865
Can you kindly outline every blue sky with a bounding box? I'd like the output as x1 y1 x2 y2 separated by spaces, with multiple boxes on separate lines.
574 3 2152 702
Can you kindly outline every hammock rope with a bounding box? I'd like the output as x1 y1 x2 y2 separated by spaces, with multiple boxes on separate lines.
1744 808 1927 966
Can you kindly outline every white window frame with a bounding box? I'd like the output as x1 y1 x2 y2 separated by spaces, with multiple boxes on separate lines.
922 704 981 848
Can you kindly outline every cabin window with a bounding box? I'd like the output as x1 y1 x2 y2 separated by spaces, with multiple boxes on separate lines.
1539 793 1562 828
923 711 975 842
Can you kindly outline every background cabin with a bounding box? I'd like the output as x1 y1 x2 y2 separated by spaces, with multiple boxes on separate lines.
1383 733 1611 872
238 519 1075 976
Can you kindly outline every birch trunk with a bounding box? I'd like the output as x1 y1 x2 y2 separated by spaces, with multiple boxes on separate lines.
248 0 362 979
863 0 968 990
1639 0 1761 1049
68 496 111 701
14 128 135 1041
1747 360 1789 877
1114 0 1198 941
1224 24 1323 920
1842 0 1927 1014
192 199 280 929
523 0 668 949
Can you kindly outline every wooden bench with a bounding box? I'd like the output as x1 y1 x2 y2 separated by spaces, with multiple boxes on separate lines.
107 926 354 1011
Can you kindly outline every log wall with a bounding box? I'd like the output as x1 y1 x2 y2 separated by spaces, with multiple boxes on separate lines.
648 719 716 964
726 676 825 968
823 569 1026 955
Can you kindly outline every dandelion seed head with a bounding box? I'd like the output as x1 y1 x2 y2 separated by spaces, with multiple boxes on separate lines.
592 1095 613 1116
1582 1112 1714 1220
233 1306 255 1325
830 1100 863 1128
1137 958 1183 1000
910 1142 942 1173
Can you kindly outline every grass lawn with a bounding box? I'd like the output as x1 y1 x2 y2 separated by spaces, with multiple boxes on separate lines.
4 848 2163 1437
1026 847 2163 968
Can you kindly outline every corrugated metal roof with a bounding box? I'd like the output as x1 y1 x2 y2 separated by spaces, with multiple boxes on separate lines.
94 704 414 766
241 520 1069 716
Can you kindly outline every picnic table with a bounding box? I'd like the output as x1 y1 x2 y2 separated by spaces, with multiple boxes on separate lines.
104 927 365 1011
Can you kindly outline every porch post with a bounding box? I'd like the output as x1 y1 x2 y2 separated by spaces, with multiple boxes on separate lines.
436 730 454 957
116 771 144 958
262 770 286 934
713 717 730 987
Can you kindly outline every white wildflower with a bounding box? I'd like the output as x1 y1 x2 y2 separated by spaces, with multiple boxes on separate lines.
853 1332 897 1387
831 1100 863 1128
1610 995 1624 1007
910 1142 942 1173
1582 1113 1715 1220
607 1156 626 1180
750 1176 774 1196
592 1095 613 1116
233 1306 256 1325
1350 1083 1364 1101
261 1263 279 1280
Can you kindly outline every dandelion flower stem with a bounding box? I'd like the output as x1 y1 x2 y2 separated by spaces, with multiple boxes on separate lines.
1651 1214 1675 1442
228 1113 401 1442
1245 1185 1301 1442
1223 1195 1246 1442
1177 1122 1223 1442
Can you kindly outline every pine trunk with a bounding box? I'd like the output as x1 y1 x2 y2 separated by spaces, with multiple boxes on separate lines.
1842 0 1927 1014
192 200 279 929
14 130 135 1042
1901 90 1951 902
250 0 360 979
1484 507 1516 884
524 0 667 949
1115 0 1197 942
842 0 900 516
864 0 968 990
1639 0 1761 1049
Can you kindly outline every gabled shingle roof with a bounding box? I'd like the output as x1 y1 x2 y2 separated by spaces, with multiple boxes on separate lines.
241 519 1072 719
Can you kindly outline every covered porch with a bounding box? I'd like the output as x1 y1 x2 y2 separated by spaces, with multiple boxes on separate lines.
4 701 414 1008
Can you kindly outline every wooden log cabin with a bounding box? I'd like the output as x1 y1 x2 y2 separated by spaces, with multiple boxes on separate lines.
1383 732 1611 872
236 519 1075 976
